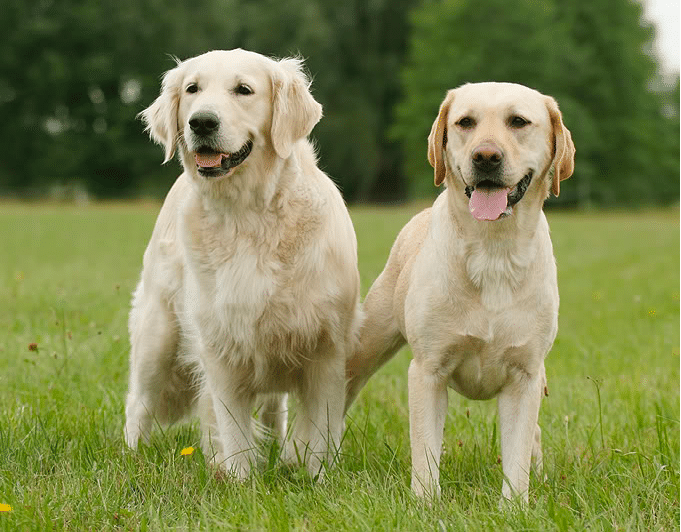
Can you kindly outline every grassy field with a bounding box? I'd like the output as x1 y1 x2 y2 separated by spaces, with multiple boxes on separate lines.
0 202 678 531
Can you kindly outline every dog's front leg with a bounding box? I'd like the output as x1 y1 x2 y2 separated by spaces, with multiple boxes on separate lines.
202 357 256 480
408 359 448 498
497 367 543 502
259 393 288 444
125 289 178 449
291 354 345 480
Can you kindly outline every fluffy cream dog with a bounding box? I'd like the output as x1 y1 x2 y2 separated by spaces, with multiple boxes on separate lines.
345 82 575 501
124 49 361 479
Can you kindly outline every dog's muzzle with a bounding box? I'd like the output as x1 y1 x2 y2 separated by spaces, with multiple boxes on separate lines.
506 171 532 207
193 140 253 178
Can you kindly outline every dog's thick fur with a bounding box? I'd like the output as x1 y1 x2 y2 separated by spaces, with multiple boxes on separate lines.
124 49 361 479
345 82 575 501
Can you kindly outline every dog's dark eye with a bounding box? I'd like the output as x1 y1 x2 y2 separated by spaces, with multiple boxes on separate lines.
510 116 530 128
234 84 253 96
186 83 199 94
456 117 475 129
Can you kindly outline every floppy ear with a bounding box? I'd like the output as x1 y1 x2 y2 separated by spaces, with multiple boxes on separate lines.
544 96 575 196
270 58 323 159
138 63 183 163
427 90 455 187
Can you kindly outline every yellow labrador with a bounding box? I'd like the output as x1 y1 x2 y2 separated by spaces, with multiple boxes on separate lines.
345 82 575 501
125 50 361 479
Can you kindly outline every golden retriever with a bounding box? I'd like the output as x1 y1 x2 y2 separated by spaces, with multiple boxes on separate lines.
345 82 575 501
124 49 361 480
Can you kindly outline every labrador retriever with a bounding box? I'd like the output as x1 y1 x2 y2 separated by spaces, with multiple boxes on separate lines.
124 49 361 480
345 82 575 501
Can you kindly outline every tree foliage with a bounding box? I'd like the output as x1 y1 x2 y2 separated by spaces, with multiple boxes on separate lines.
0 0 677 205
228 0 419 201
394 0 679 205
0 0 241 197
0 0 415 201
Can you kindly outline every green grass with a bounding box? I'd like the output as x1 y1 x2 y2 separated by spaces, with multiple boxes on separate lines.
1 202 678 531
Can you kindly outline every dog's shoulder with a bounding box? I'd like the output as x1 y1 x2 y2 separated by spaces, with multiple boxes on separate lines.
279 141 358 261
391 206 432 266
140 174 192 295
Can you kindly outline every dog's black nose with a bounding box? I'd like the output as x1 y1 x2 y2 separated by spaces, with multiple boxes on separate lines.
189 112 220 136
472 143 503 173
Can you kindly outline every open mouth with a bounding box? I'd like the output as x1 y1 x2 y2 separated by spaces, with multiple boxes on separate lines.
464 170 533 221
194 140 253 178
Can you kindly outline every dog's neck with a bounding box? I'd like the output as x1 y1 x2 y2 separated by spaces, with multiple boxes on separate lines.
196 159 283 213
187 144 303 219
445 187 545 308
184 142 321 248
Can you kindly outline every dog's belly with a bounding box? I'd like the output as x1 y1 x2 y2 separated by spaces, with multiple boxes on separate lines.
440 334 539 401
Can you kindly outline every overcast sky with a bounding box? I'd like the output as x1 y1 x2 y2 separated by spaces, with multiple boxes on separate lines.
643 0 680 74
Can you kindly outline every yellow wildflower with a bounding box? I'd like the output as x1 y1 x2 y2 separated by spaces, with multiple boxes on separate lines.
180 447 195 456
0 503 12 512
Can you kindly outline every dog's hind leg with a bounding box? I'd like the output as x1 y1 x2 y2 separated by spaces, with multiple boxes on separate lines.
198 388 224 465
531 423 544 478
259 392 288 444
531 365 547 479
124 282 179 449
345 270 405 414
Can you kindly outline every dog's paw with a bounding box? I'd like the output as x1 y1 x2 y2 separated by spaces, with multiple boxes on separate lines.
123 422 146 450
411 478 441 500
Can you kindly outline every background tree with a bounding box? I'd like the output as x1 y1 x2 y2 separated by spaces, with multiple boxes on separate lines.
0 0 241 197
394 0 679 206
0 0 677 205
0 0 418 202
234 0 419 201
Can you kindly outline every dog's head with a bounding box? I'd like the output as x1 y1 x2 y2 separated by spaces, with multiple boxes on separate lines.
428 82 575 221
140 49 322 181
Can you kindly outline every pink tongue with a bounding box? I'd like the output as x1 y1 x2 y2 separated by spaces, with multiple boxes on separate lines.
195 153 226 168
469 187 509 221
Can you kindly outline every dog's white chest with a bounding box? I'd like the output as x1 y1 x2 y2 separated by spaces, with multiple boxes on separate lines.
179 205 279 351
407 216 557 400
180 206 330 378
407 265 555 401
464 237 534 309
185 240 274 351
215 247 273 327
